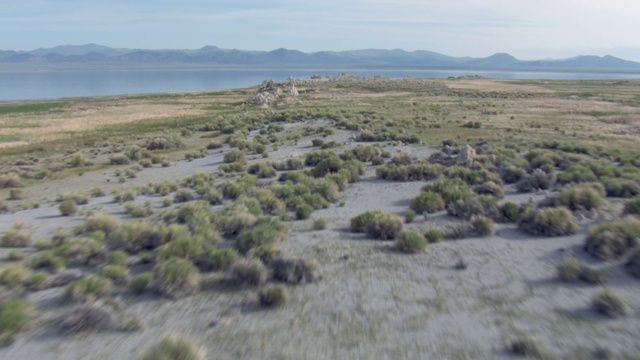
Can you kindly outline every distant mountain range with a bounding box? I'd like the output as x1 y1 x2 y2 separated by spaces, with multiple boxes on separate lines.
1 44 640 72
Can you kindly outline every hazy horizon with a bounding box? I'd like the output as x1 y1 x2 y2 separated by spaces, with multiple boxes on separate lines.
2 1 640 62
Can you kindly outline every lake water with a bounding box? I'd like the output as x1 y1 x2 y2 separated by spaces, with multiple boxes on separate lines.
1 68 639 102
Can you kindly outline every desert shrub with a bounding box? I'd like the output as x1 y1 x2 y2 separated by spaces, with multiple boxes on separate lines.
223 149 246 164
6 250 25 262
0 264 31 288
220 210 257 237
58 304 115 333
248 162 276 178
198 247 238 271
0 173 22 189
311 138 324 147
421 178 473 206
203 188 222 205
0 298 32 346
107 250 128 265
471 215 495 237
495 202 520 223
404 210 416 223
206 140 223 150
124 202 153 218
591 288 628 318
304 150 334 166
108 220 165 253
364 212 404 240
237 218 287 254
153 258 200 298
499 165 526 184
556 255 582 282
59 199 78 216
26 271 49 290
557 164 598 184
312 155 344 178
507 336 545 358
376 162 443 182
424 229 442 243
229 258 267 286
604 179 640 198
110 154 130 165
443 165 499 186
157 236 204 262
395 230 427 254
100 264 129 285
447 195 498 220
85 213 120 235
350 210 380 233
65 276 112 302
518 207 577 237
296 203 314 220
472 181 504 198
259 284 289 307
552 184 604 212
313 218 327 230
410 192 444 214
348 144 383 162
444 223 472 240
270 257 320 284
129 272 154 295
584 216 640 260
623 196 640 215
139 334 205 360
29 250 65 271
515 169 556 192
113 189 136 204
146 135 183 151
173 189 194 203
0 229 31 247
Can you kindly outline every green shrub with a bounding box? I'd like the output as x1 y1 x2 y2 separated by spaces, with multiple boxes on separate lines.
26 271 49 290
623 196 640 215
108 220 165 253
107 250 128 265
424 229 442 243
552 184 604 212
556 255 582 282
447 195 498 220
471 215 495 237
259 284 289 307
59 199 78 216
350 210 380 233
313 218 327 230
0 229 31 247
0 264 31 288
198 247 238 271
0 298 32 346
421 178 473 206
410 192 444 214
124 202 153 218
395 230 427 253
173 189 194 203
6 250 25 262
404 210 416 223
84 213 120 235
229 258 267 286
65 276 112 302
139 334 205 360
604 179 640 198
129 272 154 295
515 169 556 192
557 164 597 184
270 257 320 284
495 202 520 223
364 212 404 240
220 211 257 237
591 288 628 318
100 264 129 285
472 181 504 198
29 250 65 271
518 207 577 237
237 219 287 254
158 236 204 262
153 258 200 298
584 216 640 260
295 203 313 220
247 162 276 178
223 149 246 164
312 155 344 177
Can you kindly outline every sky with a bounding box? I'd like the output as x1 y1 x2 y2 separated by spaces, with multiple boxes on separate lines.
2 0 640 61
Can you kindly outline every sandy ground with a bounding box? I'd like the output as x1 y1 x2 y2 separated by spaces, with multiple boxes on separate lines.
0 122 639 359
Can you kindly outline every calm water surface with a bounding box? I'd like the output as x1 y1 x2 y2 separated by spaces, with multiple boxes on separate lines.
1 68 639 101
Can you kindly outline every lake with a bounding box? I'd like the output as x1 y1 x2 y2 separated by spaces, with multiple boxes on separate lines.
1 68 639 102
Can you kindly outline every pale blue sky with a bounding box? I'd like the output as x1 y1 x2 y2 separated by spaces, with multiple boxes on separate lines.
2 0 640 61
